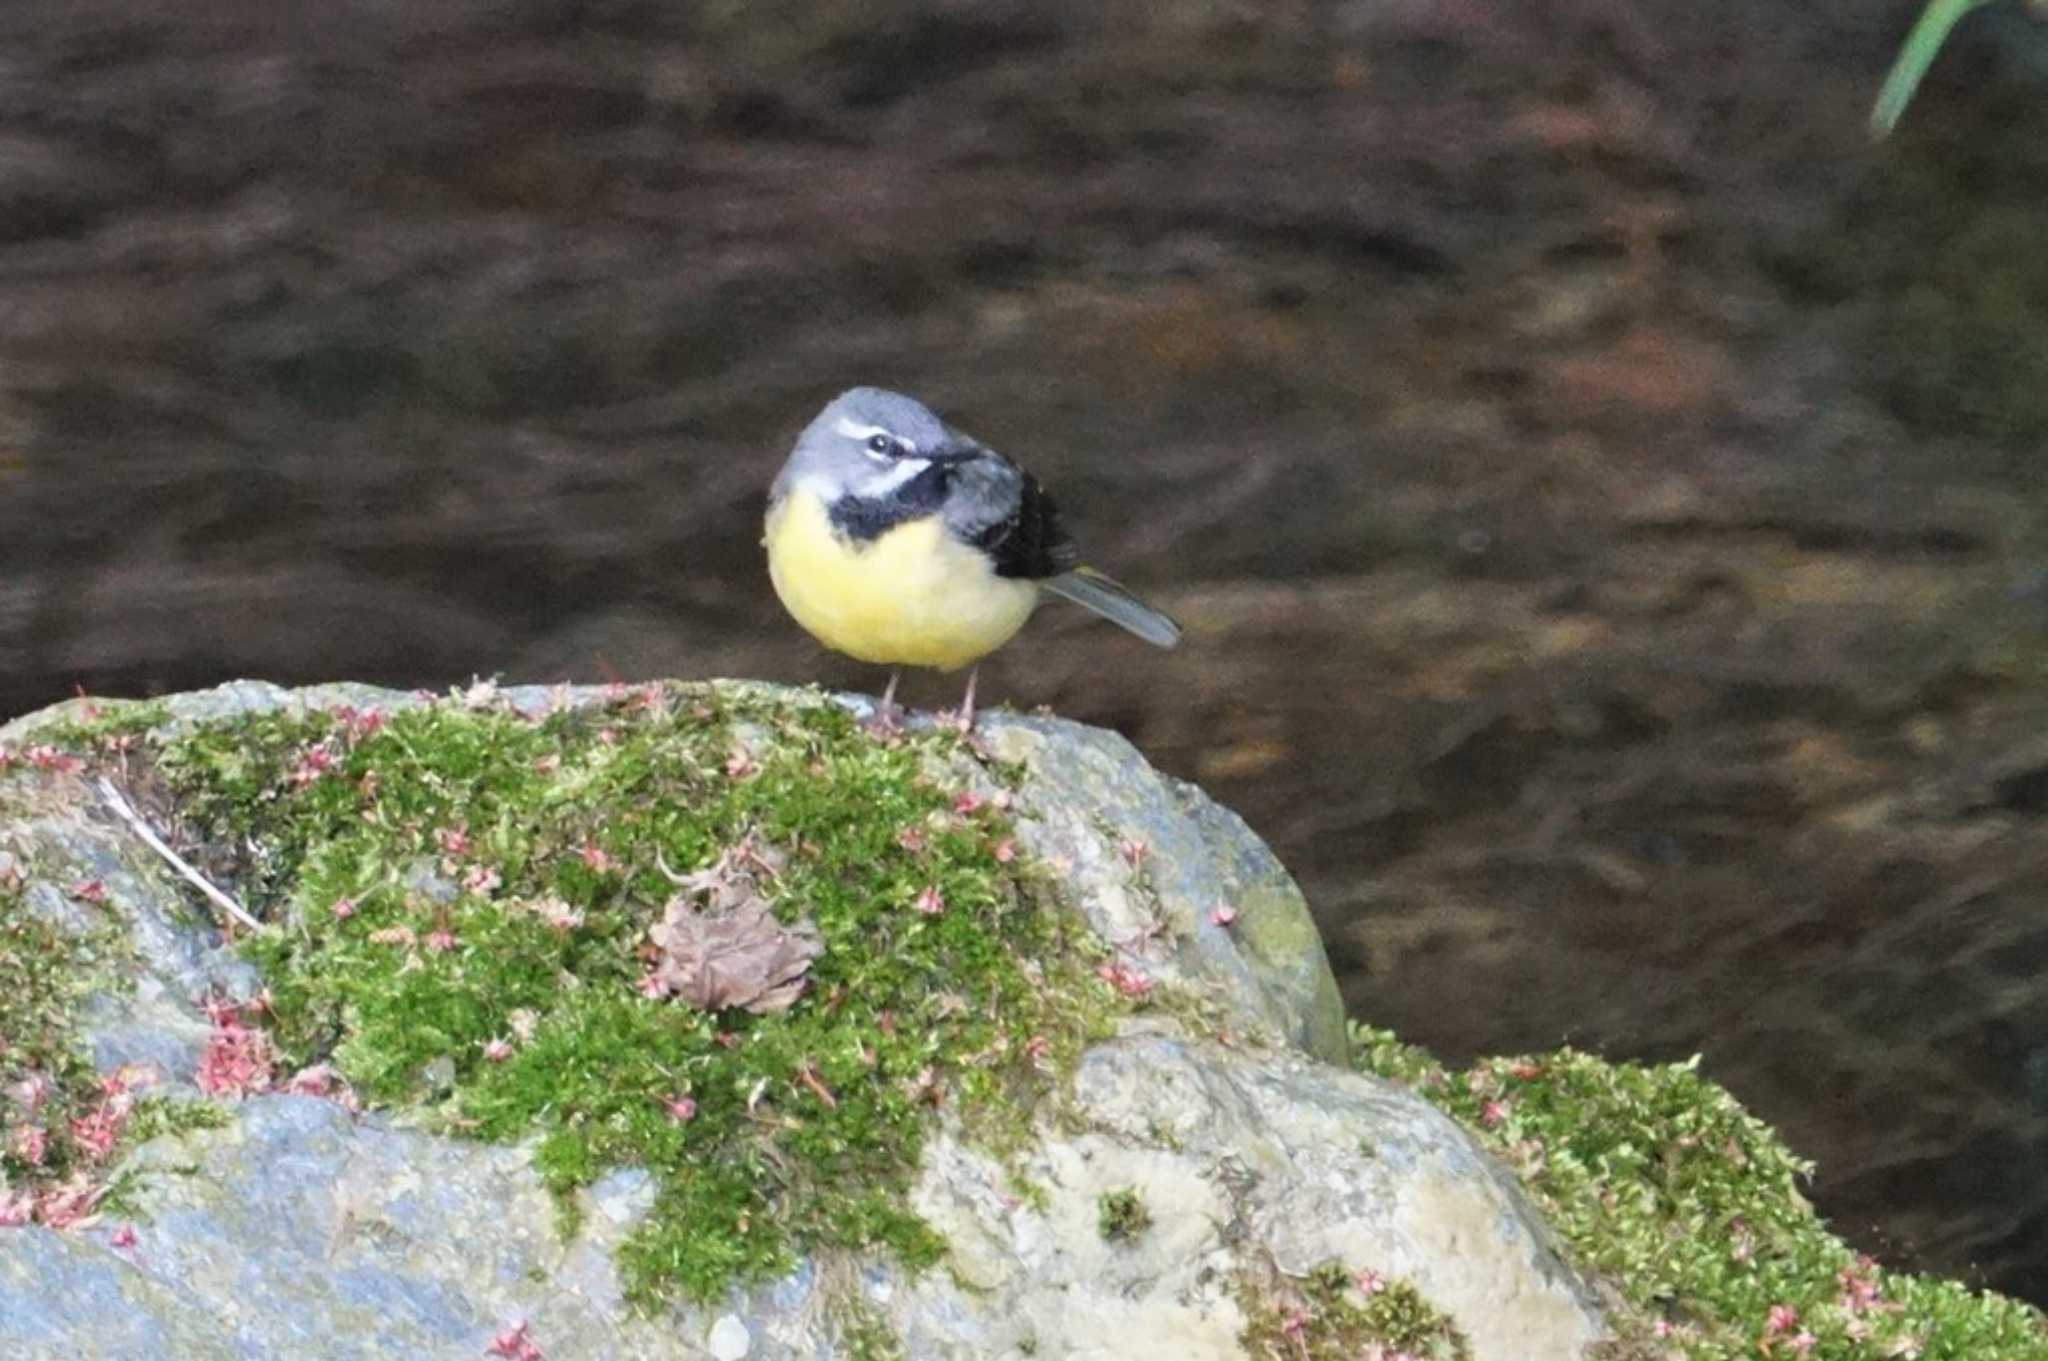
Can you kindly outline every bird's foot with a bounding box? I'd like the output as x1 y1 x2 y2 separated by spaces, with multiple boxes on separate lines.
943 667 981 736
941 676 995 758
862 701 907 738
862 671 906 738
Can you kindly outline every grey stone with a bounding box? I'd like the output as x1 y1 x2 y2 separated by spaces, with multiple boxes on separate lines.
973 715 1348 1063
0 681 1607 1360
904 1028 1604 1361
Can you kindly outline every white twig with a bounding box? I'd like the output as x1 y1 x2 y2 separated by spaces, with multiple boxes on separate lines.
653 845 691 887
96 776 264 933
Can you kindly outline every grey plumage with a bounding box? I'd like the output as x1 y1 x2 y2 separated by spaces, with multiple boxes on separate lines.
770 387 953 508
773 386 1181 649
1043 566 1183 648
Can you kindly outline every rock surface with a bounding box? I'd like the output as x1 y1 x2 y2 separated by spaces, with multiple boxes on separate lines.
11 0 2048 1298
0 682 1606 1359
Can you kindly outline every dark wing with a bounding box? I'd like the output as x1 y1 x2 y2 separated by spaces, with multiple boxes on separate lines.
944 448 1079 581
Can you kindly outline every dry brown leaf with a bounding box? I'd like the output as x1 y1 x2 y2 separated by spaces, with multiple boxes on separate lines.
647 842 818 1014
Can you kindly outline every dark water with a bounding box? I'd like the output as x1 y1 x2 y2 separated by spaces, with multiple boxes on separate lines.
9 0 2048 1300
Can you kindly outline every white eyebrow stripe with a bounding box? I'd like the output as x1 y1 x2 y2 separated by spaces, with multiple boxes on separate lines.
834 416 918 453
868 455 935 494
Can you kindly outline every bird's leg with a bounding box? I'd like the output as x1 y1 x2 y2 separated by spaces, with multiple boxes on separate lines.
952 665 980 734
865 670 904 736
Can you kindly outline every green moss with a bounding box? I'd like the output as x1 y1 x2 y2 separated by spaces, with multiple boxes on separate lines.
149 683 1121 1306
1349 1023 2048 1360
12 698 172 752
1238 1259 1470 1360
0 838 225 1218
94 1099 231 1221
0 729 240 1218
0 884 108 1188
120 1095 232 1144
1095 1186 1151 1243
836 1295 904 1361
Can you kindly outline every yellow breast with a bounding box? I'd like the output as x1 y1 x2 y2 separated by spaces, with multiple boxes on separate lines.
764 487 1040 672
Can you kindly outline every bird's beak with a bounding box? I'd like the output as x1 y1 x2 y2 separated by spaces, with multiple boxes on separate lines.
926 436 982 466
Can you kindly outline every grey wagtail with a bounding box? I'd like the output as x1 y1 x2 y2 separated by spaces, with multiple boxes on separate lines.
764 387 1181 729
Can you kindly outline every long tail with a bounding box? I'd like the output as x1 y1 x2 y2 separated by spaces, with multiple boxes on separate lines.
1041 566 1182 649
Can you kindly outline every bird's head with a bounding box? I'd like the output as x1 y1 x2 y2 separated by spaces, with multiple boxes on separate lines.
776 387 981 503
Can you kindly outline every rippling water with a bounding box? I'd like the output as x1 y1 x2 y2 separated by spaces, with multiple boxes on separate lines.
7 0 2048 1299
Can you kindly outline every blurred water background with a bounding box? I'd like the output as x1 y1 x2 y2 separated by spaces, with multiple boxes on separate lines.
7 0 2048 1300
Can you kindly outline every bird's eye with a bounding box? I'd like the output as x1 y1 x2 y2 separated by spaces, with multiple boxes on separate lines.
866 433 896 456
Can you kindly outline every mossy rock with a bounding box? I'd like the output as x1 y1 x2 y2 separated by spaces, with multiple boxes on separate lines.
5 679 2043 1359
11 680 1573 1361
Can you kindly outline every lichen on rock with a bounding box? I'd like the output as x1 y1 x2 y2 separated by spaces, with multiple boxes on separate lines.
0 679 1592 1360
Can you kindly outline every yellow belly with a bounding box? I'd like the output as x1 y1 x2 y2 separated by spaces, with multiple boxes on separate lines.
764 489 1040 671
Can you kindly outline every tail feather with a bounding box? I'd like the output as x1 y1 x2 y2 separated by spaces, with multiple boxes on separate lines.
1041 566 1182 649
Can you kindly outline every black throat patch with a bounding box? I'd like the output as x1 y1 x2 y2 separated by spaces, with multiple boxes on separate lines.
826 463 953 543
